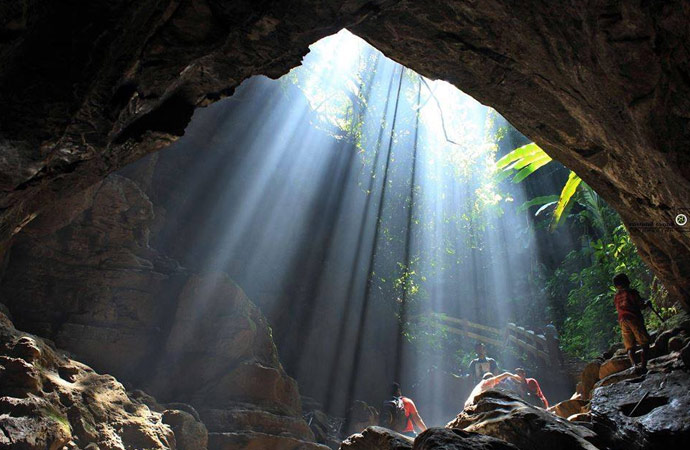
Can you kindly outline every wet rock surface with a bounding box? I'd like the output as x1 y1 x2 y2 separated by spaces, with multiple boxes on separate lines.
0 310 178 450
413 428 519 450
448 390 600 450
590 363 690 450
340 426 413 450
549 399 588 419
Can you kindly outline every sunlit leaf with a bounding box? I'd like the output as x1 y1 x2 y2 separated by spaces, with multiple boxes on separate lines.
516 195 559 212
495 142 543 169
512 154 552 183
551 171 582 230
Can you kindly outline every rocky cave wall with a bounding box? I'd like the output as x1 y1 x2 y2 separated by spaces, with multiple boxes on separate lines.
1 1 690 309
0 173 329 449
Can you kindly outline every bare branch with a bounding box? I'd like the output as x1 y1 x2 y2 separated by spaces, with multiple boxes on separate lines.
418 75 462 146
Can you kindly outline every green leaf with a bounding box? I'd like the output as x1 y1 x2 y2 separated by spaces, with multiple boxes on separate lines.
517 195 560 212
551 171 582 230
495 142 544 169
512 154 553 182
495 168 515 182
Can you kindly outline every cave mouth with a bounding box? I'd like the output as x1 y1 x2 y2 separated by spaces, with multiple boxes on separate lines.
0 26 671 435
109 29 630 421
133 29 569 422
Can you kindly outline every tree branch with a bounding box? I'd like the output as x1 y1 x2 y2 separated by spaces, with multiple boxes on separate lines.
418 75 462 146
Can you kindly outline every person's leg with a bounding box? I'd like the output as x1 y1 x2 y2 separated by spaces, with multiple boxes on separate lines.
640 344 650 370
627 346 637 367
630 318 651 370
621 320 636 367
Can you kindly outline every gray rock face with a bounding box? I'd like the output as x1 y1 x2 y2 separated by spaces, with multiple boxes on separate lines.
340 426 413 450
448 390 601 450
413 428 519 450
0 1 689 310
590 370 690 450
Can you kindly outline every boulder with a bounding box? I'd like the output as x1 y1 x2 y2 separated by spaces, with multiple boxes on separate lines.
578 361 601 399
650 329 677 357
163 409 209 450
601 343 624 360
592 367 640 390
549 399 588 419
448 390 601 450
346 401 379 436
0 311 175 450
598 356 631 379
567 413 592 423
590 370 690 450
340 426 412 450
413 428 519 450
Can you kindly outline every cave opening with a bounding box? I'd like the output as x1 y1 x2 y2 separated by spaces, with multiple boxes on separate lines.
131 29 574 423
97 29 660 425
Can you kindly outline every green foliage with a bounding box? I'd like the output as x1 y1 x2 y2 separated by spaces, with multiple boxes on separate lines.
549 189 656 358
552 172 582 230
517 195 559 213
495 142 582 230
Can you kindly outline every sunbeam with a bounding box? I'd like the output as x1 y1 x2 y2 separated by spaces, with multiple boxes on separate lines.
139 30 576 425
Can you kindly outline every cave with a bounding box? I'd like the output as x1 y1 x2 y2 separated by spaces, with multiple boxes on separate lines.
1 2 690 450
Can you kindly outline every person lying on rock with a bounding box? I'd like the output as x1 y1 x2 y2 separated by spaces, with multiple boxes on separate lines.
464 372 521 408
514 368 549 408
467 342 499 385
380 383 427 438
613 273 652 372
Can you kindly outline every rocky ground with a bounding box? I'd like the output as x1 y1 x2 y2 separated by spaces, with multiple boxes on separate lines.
0 293 329 450
0 305 201 449
340 317 690 450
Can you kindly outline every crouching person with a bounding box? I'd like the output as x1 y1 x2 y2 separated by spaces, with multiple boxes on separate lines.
380 383 427 438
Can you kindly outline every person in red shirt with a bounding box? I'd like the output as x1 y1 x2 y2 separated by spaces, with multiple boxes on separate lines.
613 273 651 371
515 368 548 408
391 383 427 437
